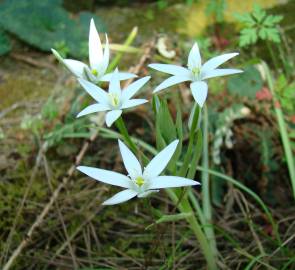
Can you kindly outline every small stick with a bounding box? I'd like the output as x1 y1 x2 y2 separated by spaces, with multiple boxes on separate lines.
2 39 155 270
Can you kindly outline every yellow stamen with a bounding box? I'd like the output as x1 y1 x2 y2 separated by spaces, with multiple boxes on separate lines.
109 93 120 107
91 69 98 76
192 66 201 77
135 176 145 187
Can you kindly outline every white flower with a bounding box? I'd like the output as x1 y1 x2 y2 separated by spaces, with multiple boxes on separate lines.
77 69 150 127
51 18 135 83
77 139 199 205
149 42 243 107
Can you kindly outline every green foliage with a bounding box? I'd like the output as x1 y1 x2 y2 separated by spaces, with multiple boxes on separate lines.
0 0 105 58
227 65 263 98
275 74 295 115
145 212 193 230
206 0 227 23
235 4 283 47
156 0 168 10
0 29 11 55
153 96 182 172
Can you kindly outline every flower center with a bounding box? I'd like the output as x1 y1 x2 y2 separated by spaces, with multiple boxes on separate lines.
108 93 120 107
135 176 145 187
192 66 201 78
91 69 98 76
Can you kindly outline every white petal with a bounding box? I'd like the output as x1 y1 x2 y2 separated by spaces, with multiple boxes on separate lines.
153 76 191 93
202 53 239 73
188 42 201 70
77 103 109 118
118 140 142 179
201 68 243 80
137 190 159 198
149 176 200 189
109 68 121 95
102 189 138 205
77 166 132 188
100 72 137 82
100 34 110 75
148 64 191 77
144 140 179 179
105 110 122 127
122 76 151 101
121 99 148 109
63 59 88 78
89 18 103 70
190 81 208 107
78 78 109 104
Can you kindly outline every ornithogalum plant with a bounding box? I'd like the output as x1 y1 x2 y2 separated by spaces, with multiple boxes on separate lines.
51 19 135 83
77 69 150 127
53 18 242 270
149 42 242 107
78 140 199 205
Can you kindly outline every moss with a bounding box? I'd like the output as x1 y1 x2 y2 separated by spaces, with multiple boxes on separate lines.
0 58 55 110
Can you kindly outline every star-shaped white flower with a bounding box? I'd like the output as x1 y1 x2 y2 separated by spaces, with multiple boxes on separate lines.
51 18 135 83
149 42 243 107
77 69 150 127
77 139 199 205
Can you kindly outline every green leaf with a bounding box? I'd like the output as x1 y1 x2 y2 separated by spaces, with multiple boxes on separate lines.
236 4 282 46
0 0 105 58
145 212 193 230
0 29 11 55
264 15 283 27
227 66 263 98
239 28 257 47
234 13 255 27
252 4 266 22
265 28 281 43
155 100 177 144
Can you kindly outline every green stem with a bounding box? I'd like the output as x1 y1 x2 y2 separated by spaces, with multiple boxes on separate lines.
179 104 200 177
115 116 149 164
263 62 295 200
107 27 138 72
201 105 218 260
266 41 280 72
115 116 137 152
166 189 218 270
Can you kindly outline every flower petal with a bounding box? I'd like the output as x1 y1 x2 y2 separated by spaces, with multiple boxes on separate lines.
118 139 142 179
77 103 109 118
137 190 159 198
102 189 138 205
144 140 179 179
201 68 243 80
188 42 201 70
109 68 121 95
78 78 109 104
122 76 151 101
202 53 239 73
149 176 200 189
105 110 122 127
148 64 191 77
190 81 208 107
63 60 88 78
100 34 110 75
100 72 137 82
121 99 148 109
153 76 191 93
52 49 89 79
77 166 132 188
89 18 103 70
